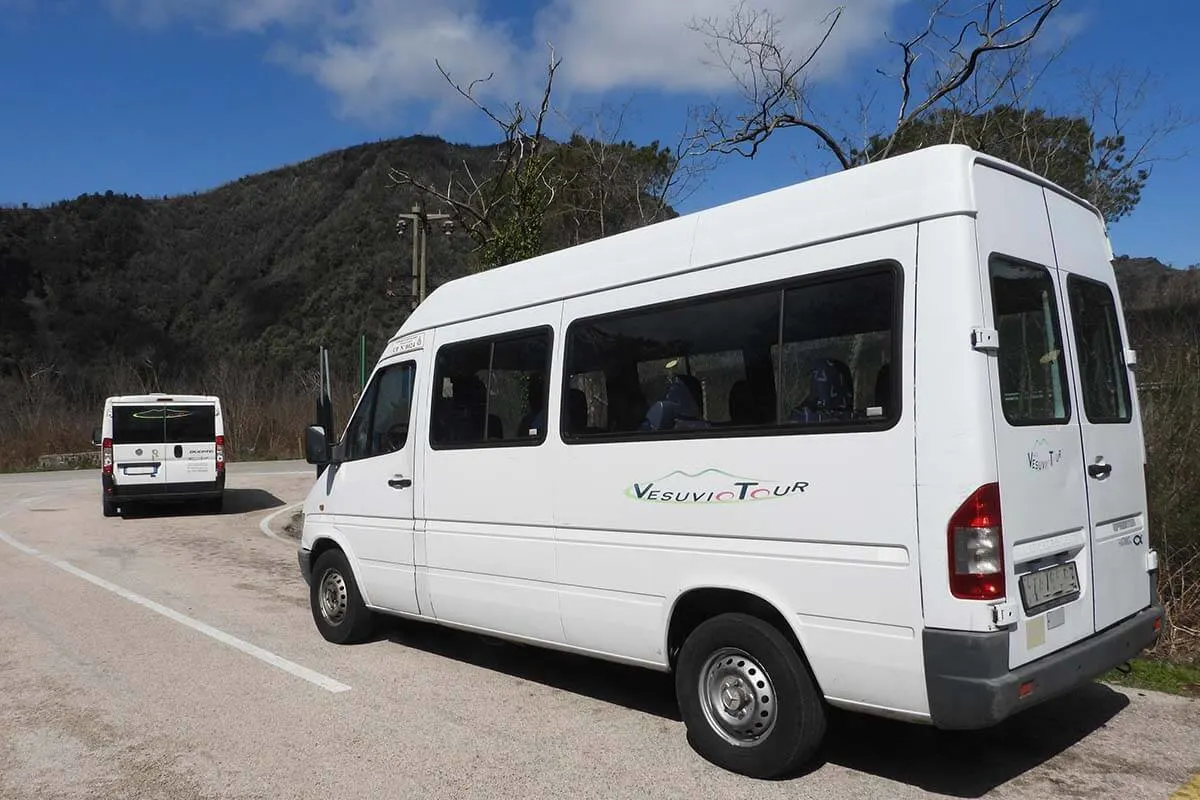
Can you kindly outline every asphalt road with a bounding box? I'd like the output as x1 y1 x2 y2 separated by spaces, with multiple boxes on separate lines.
1 462 1196 800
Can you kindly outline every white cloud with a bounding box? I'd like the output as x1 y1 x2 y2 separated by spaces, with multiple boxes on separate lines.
289 1 531 121
1035 9 1091 54
535 0 901 94
106 0 905 122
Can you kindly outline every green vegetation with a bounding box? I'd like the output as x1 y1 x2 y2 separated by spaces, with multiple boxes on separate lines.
1102 658 1200 697
857 107 1149 223
0 134 674 393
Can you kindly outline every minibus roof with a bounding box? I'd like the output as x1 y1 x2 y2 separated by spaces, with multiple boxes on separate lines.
393 145 1103 341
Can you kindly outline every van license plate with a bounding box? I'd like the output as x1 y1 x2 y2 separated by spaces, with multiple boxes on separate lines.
1019 563 1080 615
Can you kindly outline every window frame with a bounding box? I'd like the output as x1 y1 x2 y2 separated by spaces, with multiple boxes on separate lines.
429 325 555 451
339 360 417 463
1067 273 1133 425
560 260 904 445
987 253 1073 428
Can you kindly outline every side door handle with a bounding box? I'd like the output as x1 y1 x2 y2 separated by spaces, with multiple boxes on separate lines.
388 477 413 489
1087 463 1112 480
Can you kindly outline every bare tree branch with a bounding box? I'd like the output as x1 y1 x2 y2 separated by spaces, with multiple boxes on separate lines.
689 5 852 168
691 1 1065 169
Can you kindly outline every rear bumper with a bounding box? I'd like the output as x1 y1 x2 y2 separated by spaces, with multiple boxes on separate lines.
103 472 225 503
924 604 1163 729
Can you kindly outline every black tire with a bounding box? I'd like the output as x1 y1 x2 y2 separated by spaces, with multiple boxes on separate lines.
310 549 375 645
102 499 118 518
675 612 826 779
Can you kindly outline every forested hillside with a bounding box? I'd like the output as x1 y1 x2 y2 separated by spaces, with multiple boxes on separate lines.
0 134 674 395
1 137 506 393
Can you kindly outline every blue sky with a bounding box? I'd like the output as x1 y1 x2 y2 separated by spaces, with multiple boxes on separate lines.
1 1 1196 265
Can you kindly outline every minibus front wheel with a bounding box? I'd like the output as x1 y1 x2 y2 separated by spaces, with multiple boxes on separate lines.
309 549 375 645
675 612 826 779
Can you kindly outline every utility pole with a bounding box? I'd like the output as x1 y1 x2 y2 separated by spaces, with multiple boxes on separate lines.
395 201 453 309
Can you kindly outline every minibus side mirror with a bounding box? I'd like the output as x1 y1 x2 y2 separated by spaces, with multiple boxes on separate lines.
91 427 102 447
304 425 332 465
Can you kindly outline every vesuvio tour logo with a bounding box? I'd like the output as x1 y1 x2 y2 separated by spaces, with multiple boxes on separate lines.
625 469 809 505
1027 438 1063 471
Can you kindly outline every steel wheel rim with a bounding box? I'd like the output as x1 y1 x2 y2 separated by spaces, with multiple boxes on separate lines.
319 569 348 625
698 647 777 747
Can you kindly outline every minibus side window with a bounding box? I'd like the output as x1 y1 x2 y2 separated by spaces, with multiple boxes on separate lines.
775 271 895 426
1067 275 1132 424
369 364 417 454
340 362 416 462
562 264 900 441
431 328 553 448
989 256 1071 426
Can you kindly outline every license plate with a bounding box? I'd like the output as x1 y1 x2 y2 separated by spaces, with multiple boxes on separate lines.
1019 562 1080 615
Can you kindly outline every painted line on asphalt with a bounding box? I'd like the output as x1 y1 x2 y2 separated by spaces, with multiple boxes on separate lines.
259 502 304 543
0 528 350 694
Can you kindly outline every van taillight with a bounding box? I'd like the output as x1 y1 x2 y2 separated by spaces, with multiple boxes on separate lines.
102 438 113 475
948 482 1005 600
215 435 225 473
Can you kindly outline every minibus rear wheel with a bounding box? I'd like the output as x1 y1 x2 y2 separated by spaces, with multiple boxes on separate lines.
675 612 826 778
310 549 375 644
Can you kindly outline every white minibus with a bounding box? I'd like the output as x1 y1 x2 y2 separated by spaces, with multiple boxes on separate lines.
95 393 226 517
298 145 1162 778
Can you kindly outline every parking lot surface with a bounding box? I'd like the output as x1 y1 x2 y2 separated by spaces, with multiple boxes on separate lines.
1 462 1196 799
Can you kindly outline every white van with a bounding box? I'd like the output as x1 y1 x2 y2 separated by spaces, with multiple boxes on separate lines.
95 394 226 517
297 145 1162 778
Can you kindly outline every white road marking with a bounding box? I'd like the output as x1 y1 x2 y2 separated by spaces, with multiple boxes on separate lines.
259 502 304 543
0 531 40 556
0 528 350 694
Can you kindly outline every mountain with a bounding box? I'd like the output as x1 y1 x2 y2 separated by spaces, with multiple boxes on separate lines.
1114 255 1200 309
1113 255 1200 341
0 136 489 387
0 133 675 395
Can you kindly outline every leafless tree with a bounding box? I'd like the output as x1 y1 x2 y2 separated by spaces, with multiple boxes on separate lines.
690 0 1064 169
389 47 565 267
552 101 710 247
1075 67 1195 222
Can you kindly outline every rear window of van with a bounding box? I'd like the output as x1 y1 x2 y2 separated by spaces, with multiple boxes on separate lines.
112 406 216 444
113 406 165 444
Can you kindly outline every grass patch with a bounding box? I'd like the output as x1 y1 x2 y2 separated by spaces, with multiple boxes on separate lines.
1101 657 1200 697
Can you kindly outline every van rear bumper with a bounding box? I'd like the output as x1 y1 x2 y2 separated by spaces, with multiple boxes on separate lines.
103 473 225 502
923 604 1163 730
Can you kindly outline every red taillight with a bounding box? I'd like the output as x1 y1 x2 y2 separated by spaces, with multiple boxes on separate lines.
948 482 1005 600
102 437 113 475
215 435 225 473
